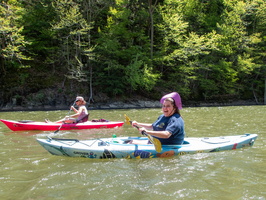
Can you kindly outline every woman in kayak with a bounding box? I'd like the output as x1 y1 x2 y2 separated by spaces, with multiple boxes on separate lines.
132 92 185 145
46 96 89 124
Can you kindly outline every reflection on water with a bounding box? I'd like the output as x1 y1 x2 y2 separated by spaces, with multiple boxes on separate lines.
0 106 265 200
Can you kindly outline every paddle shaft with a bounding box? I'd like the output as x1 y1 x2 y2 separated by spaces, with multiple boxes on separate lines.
132 124 148 136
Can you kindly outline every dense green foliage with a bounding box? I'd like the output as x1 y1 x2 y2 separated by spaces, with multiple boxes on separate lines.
1 0 266 106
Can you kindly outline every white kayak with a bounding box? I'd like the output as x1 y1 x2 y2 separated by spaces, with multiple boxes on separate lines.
36 133 258 159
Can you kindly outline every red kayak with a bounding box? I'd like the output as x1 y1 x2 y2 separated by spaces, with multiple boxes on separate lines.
0 119 124 131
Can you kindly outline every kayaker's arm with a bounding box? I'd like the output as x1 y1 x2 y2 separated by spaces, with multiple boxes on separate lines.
71 106 78 113
139 127 172 139
69 106 83 118
132 121 153 130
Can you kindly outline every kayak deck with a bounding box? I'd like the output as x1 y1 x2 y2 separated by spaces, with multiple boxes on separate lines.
36 133 258 159
0 119 124 131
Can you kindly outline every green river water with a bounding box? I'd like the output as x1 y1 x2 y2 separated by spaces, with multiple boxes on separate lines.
0 106 265 200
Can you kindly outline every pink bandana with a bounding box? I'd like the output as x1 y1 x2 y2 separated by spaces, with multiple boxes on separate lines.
160 92 182 110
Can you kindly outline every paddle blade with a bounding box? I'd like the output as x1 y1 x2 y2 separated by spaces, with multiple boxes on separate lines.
152 137 162 153
54 129 60 134
145 133 162 153
53 122 64 134
124 114 131 125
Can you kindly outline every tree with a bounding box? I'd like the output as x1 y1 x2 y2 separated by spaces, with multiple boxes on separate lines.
217 0 265 102
156 0 266 102
0 0 31 104
95 0 159 96
1 0 266 106
157 0 222 99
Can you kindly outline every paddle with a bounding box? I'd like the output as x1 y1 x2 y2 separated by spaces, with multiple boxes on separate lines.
54 102 76 134
124 114 162 153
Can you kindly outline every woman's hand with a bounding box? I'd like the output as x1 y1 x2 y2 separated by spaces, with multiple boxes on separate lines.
138 127 147 135
131 120 138 127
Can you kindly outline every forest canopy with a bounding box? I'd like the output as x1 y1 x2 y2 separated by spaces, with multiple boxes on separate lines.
1 0 266 107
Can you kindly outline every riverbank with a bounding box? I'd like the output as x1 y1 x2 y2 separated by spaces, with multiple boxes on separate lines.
0 99 263 112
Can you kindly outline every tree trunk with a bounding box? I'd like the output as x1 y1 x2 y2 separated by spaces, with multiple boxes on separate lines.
148 0 158 64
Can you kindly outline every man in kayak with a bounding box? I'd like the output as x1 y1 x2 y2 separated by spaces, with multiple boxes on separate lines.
46 96 89 124
132 92 185 145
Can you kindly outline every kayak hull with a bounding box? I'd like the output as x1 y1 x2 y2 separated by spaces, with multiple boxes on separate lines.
0 119 124 131
36 133 257 159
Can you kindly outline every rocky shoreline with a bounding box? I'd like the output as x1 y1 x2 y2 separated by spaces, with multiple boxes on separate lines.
0 99 263 112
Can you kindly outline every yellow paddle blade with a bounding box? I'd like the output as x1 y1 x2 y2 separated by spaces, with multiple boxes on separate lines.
153 138 162 153
124 114 131 125
146 134 162 153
